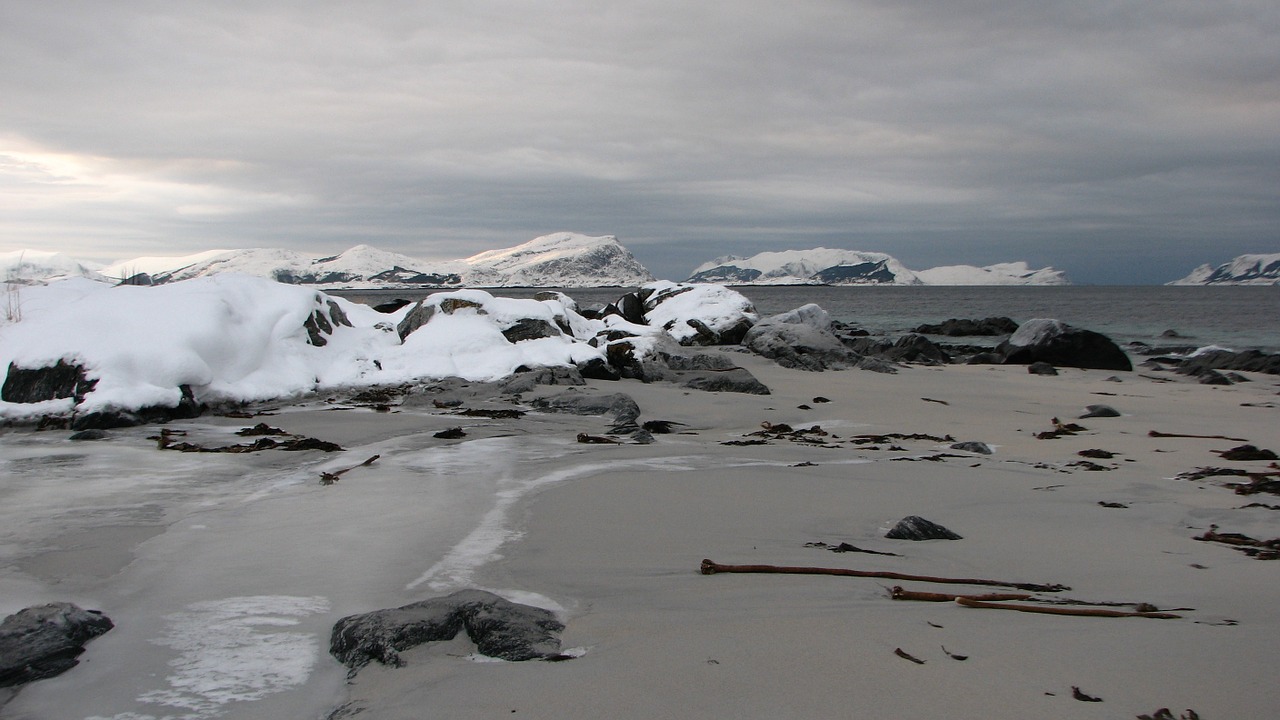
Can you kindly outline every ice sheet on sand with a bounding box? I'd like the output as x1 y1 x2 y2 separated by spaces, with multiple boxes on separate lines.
87 595 330 720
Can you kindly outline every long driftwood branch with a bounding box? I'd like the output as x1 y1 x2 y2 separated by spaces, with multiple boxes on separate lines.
1148 430 1249 442
699 559 1070 593
955 597 1181 619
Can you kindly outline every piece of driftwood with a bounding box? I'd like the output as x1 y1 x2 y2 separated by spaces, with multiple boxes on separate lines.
955 597 1181 618
890 586 1032 603
941 645 968 661
1148 430 1248 442
893 648 925 664
320 455 380 485
1193 525 1280 559
699 559 1070 592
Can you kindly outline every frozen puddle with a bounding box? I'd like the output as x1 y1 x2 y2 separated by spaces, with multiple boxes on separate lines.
88 596 330 720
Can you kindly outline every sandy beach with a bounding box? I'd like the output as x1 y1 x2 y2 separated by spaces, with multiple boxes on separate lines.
3 352 1279 719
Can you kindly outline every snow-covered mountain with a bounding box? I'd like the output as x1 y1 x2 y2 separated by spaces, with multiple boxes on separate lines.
91 233 652 288
688 249 1067 286
1168 254 1280 286
1 249 106 284
462 232 655 287
914 262 1069 286
689 249 921 285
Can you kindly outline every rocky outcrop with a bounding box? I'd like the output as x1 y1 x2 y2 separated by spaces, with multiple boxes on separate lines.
329 590 564 674
996 319 1132 371
1 603 114 688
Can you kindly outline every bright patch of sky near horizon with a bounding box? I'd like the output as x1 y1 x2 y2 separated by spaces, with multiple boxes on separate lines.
1 1 1277 283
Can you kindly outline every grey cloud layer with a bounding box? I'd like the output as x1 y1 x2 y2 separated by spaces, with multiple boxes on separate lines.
2 0 1277 282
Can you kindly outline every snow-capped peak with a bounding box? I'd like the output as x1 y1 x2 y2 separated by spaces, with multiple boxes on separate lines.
1169 253 1280 286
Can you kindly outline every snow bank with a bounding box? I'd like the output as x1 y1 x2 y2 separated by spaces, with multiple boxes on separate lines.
0 275 608 419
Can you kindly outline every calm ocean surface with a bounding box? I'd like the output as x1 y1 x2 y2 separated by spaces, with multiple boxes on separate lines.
335 285 1280 354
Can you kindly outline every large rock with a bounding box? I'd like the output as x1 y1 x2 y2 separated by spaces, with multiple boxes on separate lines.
1 603 114 688
997 319 1132 371
742 307 860 371
329 590 564 674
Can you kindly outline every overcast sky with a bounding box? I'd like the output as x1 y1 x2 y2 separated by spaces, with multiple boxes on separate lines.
2 1 1277 283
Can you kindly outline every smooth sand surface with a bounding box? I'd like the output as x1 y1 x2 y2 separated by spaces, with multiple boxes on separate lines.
335 355 1280 720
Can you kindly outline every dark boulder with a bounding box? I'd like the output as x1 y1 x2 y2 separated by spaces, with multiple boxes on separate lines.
497 366 585 394
330 590 564 674
913 317 1019 336
998 319 1132 371
882 334 950 365
681 368 771 395
1080 404 1120 418
1 603 114 688
372 298 413 314
950 441 993 455
885 516 963 541
2 360 98 404
576 357 621 381
1027 361 1058 376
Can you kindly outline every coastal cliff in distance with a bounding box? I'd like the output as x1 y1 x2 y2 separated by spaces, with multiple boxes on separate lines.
1168 253 1280 286
688 248 1069 286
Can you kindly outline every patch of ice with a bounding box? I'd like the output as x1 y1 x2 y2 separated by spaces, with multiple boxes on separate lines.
122 595 330 718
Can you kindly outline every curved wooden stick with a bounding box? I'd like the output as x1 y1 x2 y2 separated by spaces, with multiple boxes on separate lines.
955 597 1181 619
699 559 1070 593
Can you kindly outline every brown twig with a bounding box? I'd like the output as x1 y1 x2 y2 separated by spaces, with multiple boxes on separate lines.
955 597 1181 618
699 559 1070 592
319 454 380 485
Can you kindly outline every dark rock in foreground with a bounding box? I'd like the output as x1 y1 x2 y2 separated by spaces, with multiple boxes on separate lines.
1 603 114 688
330 590 564 674
997 319 1132 371
1 360 98 404
885 516 963 541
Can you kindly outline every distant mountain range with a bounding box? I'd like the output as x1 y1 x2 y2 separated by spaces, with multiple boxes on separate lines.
688 249 1070 286
9 237 1271 288
1168 253 1280 286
